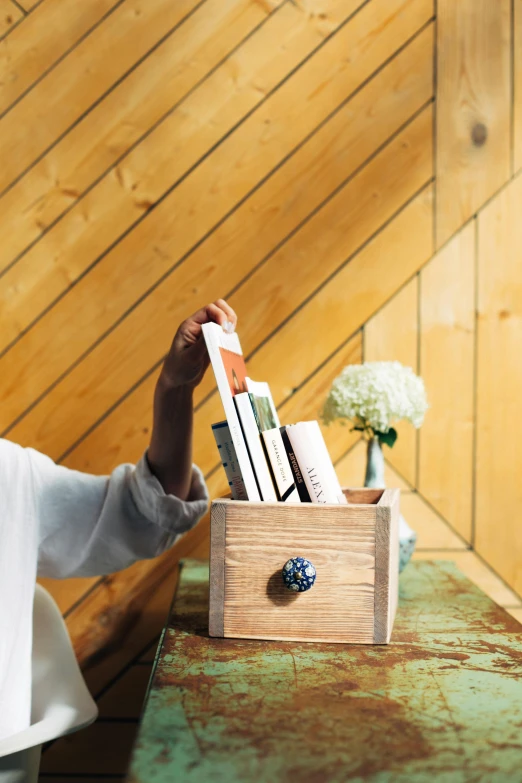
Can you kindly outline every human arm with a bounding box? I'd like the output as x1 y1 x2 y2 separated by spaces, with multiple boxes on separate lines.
34 299 237 578
147 299 237 499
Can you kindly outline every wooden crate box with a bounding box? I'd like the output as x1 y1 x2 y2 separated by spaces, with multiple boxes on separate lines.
209 488 400 644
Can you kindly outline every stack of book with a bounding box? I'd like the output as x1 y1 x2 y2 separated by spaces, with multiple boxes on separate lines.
203 322 347 504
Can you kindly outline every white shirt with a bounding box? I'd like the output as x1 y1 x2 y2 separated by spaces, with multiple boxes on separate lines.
0 438 208 742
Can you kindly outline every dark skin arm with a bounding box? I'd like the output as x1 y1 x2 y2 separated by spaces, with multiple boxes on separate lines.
147 299 237 499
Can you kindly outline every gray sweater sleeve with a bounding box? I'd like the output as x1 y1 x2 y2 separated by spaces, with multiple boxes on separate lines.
31 448 209 578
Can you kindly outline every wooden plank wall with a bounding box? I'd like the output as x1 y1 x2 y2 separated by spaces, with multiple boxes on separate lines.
1 0 521 777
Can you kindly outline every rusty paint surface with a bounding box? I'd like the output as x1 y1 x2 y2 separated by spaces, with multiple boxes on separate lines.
127 560 522 782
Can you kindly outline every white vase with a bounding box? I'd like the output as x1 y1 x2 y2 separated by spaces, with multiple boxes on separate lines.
364 437 416 572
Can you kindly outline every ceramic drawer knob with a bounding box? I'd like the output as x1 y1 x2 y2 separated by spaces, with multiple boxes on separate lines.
282 557 316 592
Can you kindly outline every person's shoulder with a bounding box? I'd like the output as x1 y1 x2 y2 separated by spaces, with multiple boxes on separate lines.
0 437 25 457
0 438 32 484
0 438 55 475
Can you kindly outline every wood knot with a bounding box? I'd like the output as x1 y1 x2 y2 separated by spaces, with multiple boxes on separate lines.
471 123 488 147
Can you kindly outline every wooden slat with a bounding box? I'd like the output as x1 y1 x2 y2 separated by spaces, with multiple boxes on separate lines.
62 177 433 483
0 0 22 37
418 222 475 542
0 0 286 278
96 664 152 718
515 0 522 173
400 492 466 549
412 551 522 607
40 721 136 775
365 276 418 486
0 0 433 436
6 104 434 461
0 0 209 193
475 175 522 596
37 575 100 615
435 0 511 247
0 0 123 114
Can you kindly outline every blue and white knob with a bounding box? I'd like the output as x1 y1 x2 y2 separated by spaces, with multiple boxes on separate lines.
282 557 316 592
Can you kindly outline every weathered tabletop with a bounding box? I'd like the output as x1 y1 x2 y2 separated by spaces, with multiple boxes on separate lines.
127 560 522 783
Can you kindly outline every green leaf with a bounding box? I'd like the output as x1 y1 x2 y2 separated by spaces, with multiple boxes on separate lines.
376 427 398 448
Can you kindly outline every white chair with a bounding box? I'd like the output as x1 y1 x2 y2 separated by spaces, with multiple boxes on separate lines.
0 585 98 783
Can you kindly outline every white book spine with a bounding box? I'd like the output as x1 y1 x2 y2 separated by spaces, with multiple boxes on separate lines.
234 395 278 502
261 428 301 503
307 421 347 504
202 322 260 501
212 422 248 501
286 424 339 504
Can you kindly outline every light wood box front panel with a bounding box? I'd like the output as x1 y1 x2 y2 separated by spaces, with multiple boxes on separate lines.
210 488 400 645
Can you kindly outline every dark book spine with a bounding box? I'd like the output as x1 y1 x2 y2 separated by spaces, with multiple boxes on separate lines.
279 426 312 502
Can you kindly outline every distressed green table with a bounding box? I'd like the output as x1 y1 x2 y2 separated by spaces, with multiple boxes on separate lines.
127 560 522 782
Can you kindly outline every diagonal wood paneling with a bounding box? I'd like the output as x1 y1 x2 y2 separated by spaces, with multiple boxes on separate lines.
435 0 511 247
0 0 126 113
65 180 433 480
1 10 434 449
0 0 287 279
1 0 406 411
10 108 433 465
0 0 211 193
0 0 362 339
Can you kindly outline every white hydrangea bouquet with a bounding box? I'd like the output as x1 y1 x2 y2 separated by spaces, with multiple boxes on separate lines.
322 361 427 448
323 362 428 571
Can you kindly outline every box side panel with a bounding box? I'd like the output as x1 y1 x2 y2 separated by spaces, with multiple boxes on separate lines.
374 488 400 642
373 504 391 643
209 501 227 637
387 490 401 640
223 503 376 643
